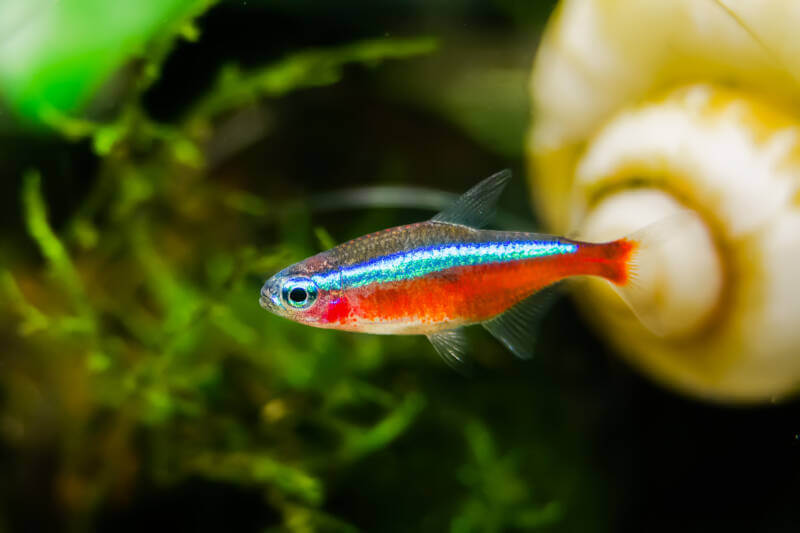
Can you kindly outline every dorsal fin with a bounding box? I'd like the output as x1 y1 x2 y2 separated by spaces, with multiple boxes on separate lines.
431 169 512 228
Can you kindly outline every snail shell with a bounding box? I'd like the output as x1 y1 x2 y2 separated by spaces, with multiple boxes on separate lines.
528 0 800 402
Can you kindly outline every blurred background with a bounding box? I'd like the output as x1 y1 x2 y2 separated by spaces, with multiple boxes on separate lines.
1 1 800 531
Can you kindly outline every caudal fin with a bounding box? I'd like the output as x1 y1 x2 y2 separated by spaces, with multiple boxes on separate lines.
609 210 703 336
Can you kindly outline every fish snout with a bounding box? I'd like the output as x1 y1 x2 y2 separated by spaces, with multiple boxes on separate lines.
259 278 281 311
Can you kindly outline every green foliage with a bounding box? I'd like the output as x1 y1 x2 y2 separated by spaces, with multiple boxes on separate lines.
0 0 215 125
452 422 562 532
188 36 438 124
0 4 574 532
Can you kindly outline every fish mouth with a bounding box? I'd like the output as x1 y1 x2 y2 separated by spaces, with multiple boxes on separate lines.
259 294 271 309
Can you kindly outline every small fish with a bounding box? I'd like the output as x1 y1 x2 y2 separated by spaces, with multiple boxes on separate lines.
260 170 680 366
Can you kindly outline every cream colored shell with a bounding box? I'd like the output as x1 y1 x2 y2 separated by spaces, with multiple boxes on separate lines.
528 0 800 402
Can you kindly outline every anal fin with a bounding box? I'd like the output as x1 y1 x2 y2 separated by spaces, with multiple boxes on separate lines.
482 284 561 359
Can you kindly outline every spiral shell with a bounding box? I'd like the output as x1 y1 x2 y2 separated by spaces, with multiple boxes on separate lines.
528 0 800 402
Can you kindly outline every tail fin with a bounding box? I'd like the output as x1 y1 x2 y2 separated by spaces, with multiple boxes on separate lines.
609 210 702 336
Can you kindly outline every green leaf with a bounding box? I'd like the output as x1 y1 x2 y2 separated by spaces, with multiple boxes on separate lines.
0 0 214 126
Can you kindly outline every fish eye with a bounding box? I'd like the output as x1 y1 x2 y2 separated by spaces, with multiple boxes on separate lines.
281 277 318 309
289 287 307 303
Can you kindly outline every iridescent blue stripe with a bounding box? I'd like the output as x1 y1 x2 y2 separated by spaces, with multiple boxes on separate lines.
311 240 578 290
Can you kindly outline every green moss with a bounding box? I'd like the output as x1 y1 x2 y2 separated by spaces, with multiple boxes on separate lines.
0 5 585 532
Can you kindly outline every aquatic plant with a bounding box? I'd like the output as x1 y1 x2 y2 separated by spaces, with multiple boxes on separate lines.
0 1 577 530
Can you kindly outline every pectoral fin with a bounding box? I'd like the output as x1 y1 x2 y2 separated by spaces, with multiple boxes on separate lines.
427 329 470 371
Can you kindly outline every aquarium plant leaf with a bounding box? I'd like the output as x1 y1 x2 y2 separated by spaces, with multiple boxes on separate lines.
0 0 215 126
186 36 438 123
